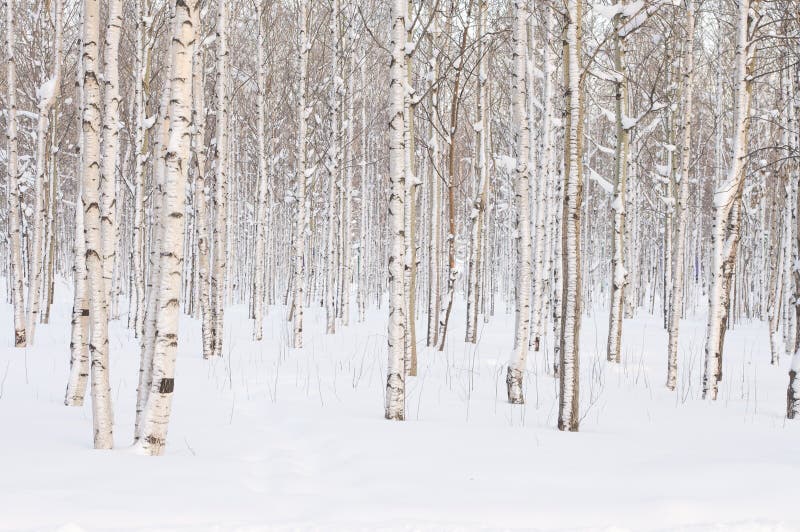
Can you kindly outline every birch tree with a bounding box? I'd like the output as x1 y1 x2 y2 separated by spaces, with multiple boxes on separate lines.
211 0 229 358
80 0 113 449
506 0 532 405
559 0 584 432
136 0 199 455
291 0 310 349
386 0 407 421
666 0 695 390
26 0 63 344
5 0 26 347
100 0 123 309
703 0 759 400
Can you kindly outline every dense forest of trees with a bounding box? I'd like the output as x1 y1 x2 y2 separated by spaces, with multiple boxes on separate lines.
1 0 799 454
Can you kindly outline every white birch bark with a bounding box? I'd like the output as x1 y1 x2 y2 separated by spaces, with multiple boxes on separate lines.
506 0 532 405
787 59 800 418
100 0 122 310
137 0 198 455
253 2 269 341
26 0 63 344
466 0 488 345
325 0 341 335
666 0 695 391
131 0 152 339
385 0 407 421
81 0 113 449
607 1 630 364
559 0 583 431
211 0 229 357
340 39 355 328
702 0 758 400
65 202 90 406
531 4 552 353
5 0 26 347
291 0 309 349
192 1 212 358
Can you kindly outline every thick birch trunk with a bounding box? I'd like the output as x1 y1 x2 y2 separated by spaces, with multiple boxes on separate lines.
137 0 198 455
506 0 532 405
386 0 407 421
81 0 113 449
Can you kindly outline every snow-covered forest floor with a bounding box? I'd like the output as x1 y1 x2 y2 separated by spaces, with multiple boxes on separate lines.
1 282 798 531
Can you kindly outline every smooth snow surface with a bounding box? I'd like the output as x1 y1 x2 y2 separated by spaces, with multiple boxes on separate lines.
1 282 798 531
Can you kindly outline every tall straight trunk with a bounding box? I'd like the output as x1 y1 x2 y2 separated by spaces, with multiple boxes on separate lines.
340 42 355 327
426 31 441 349
26 0 63 344
325 0 341 335
65 204 90 406
81 0 113 449
559 0 583 432
404 2 418 374
607 1 630 364
137 0 198 455
5 0 26 347
386 0 407 421
786 58 800 419
131 0 152 339
506 0 531 405
291 0 309 348
530 5 550 353
100 0 122 310
357 57 368 322
253 3 269 341
438 0 474 351
703 0 758 400
211 0 229 357
466 0 488 345
136 59 172 440
193 10 212 358
666 0 695 390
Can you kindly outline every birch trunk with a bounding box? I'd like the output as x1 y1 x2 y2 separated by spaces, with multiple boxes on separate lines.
211 0 229 357
607 1 630 364
291 0 309 349
666 0 695 390
385 0 407 421
5 0 26 347
703 0 758 400
131 0 152 339
787 59 800 419
325 0 341 335
81 0 113 449
137 0 198 455
506 0 531 405
253 2 269 341
558 0 583 432
466 0 488 345
26 0 63 344
100 0 122 309
192 5 212 358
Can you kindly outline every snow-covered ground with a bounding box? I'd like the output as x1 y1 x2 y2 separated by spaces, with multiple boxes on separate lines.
1 282 799 531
